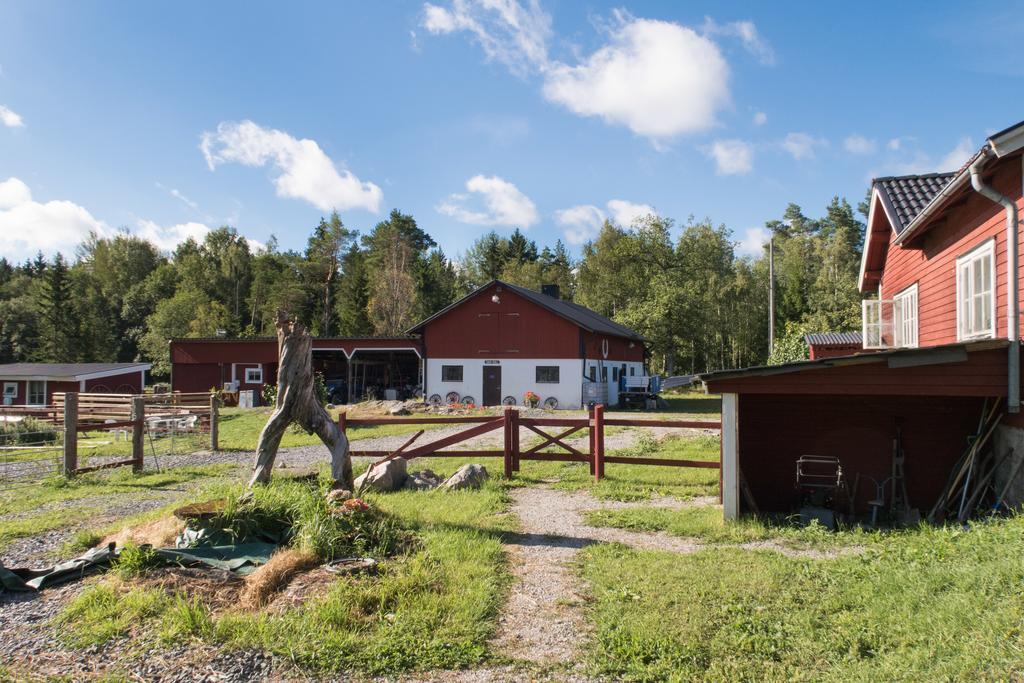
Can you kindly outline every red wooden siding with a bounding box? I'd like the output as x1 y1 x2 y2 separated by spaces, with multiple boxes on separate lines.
738 393 984 513
808 343 863 360
706 347 1013 396
878 158 1024 347
422 283 581 359
582 331 645 362
84 372 143 394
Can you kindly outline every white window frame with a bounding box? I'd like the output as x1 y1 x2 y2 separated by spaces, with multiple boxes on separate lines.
892 283 919 348
956 240 996 341
2 382 16 398
441 365 463 382
26 380 46 406
245 367 263 384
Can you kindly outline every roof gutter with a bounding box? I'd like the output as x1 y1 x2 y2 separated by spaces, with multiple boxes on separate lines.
969 146 1020 412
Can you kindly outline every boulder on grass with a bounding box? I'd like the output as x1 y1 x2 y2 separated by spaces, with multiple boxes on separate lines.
442 464 489 491
388 404 412 416
405 469 443 491
354 458 408 492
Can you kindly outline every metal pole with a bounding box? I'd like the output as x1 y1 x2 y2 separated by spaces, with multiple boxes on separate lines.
209 394 220 451
131 396 145 473
768 235 775 355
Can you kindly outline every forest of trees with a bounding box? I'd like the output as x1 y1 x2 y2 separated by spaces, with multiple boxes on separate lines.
0 197 866 379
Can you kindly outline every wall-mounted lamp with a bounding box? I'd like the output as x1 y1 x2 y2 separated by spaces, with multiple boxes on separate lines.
629 341 635 348
491 294 501 304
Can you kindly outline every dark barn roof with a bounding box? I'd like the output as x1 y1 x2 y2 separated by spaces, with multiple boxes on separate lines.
875 173 956 234
408 279 647 342
0 362 150 380
804 331 863 346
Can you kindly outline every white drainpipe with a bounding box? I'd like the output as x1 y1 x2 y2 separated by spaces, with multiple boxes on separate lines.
969 148 1020 412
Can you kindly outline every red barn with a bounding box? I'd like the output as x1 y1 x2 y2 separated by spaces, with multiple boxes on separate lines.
170 336 422 404
409 280 647 409
0 363 150 406
703 120 1024 520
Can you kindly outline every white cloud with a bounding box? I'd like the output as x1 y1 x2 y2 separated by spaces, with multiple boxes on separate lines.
0 177 108 260
542 16 730 140
200 120 382 213
607 198 655 226
0 104 24 128
701 17 775 65
0 177 250 261
421 0 551 77
555 204 606 245
706 139 753 175
437 174 538 227
939 136 975 170
555 198 655 244
753 111 767 126
782 132 827 160
887 137 903 151
843 135 876 155
736 226 769 257
134 219 211 252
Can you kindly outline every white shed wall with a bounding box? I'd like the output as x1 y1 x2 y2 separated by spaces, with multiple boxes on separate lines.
426 358 585 408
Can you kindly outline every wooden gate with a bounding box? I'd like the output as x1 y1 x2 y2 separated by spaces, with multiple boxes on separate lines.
341 406 721 481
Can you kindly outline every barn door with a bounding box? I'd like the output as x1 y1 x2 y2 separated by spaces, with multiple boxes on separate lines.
482 365 501 406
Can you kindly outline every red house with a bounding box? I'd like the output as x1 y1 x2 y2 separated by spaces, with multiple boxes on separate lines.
703 120 1024 520
0 363 150 406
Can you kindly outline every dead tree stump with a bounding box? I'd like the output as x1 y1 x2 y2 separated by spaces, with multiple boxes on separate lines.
249 311 352 489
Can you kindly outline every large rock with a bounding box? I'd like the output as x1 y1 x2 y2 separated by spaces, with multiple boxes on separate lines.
354 458 408 492
442 464 489 491
405 469 443 491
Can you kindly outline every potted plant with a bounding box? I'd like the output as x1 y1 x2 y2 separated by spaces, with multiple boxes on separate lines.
523 390 540 408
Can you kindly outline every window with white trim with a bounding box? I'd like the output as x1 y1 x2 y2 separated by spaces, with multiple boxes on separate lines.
245 367 263 384
27 381 45 405
893 284 918 348
536 366 560 383
956 241 995 340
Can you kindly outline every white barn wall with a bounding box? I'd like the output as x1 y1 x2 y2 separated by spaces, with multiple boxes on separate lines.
426 358 585 408
583 358 646 405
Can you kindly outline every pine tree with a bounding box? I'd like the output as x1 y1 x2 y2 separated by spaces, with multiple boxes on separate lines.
41 253 78 361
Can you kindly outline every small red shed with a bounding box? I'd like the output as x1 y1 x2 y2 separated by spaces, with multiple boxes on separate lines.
0 362 150 406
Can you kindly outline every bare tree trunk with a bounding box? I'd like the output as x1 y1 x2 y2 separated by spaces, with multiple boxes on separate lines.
249 311 352 489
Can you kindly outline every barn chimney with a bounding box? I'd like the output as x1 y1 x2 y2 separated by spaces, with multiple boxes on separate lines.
541 284 560 299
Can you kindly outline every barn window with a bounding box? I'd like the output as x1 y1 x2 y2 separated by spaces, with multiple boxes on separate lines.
612 367 618 382
588 366 596 382
3 382 16 403
956 240 995 341
27 381 45 405
601 367 608 382
536 366 560 383
893 284 918 348
245 367 263 384
442 365 463 382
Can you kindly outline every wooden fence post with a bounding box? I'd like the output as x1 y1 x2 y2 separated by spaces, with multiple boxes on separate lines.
503 407 513 479
511 408 520 472
594 403 605 482
209 394 220 451
588 404 596 476
337 410 347 436
131 396 145 473
62 392 78 477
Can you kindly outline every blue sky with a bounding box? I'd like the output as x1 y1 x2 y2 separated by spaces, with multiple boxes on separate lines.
1 1 1022 263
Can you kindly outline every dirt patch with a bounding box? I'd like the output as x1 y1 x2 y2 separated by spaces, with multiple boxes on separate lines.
135 566 245 612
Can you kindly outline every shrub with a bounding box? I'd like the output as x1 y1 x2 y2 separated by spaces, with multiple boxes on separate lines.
0 417 59 445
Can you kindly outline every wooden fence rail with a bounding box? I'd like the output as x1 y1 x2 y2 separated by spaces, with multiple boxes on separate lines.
342 405 721 482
